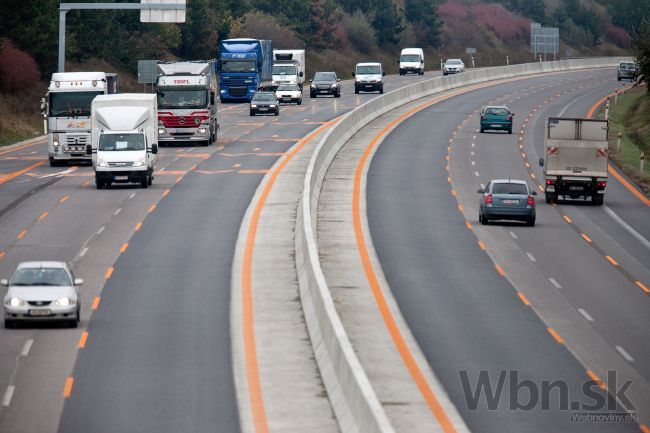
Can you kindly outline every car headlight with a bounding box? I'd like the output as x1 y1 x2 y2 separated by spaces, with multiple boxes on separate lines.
158 128 166 135
54 297 71 306
330 83 337 88
269 104 277 108
251 104 257 108
8 297 25 307
310 84 316 88
97 158 107 167
133 157 146 167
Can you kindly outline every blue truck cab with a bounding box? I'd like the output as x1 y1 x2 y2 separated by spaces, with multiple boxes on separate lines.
218 39 273 102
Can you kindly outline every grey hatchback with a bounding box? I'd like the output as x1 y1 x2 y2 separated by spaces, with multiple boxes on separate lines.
478 180 536 226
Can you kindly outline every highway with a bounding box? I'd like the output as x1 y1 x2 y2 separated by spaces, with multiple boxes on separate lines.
0 74 429 433
364 68 648 431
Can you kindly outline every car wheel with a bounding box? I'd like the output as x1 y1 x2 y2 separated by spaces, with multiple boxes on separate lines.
527 216 536 227
508 128 512 134
49 158 64 167
297 99 302 105
4 319 15 329
618 77 621 81
335 91 341 98
148 171 153 185
275 110 279 116
379 87 384 94
250 111 255 116
354 88 359 94
593 195 604 206
480 127 484 133
480 212 489 225
310 93 316 98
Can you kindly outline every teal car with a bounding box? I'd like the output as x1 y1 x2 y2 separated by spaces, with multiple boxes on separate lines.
480 106 514 134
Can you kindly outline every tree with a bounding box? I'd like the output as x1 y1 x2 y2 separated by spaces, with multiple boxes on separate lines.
404 0 441 47
633 19 650 90
370 0 404 45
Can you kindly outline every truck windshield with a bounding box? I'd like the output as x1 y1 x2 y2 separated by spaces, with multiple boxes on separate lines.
158 90 207 109
99 134 145 151
221 60 256 73
49 91 103 117
400 55 420 62
356 66 381 75
272 65 297 75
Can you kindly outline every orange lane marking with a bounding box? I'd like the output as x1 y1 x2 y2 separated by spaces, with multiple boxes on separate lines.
447 176 452 183
148 204 157 213
59 195 70 204
495 264 506 277
0 251 5 260
457 204 463 212
91 297 101 310
78 332 89 348
521 152 526 158
82 180 90 187
239 170 269 174
562 215 572 224
547 327 564 344
445 165 449 172
530 173 536 179
525 162 531 168
16 229 28 240
233 163 242 168
120 243 129 254
464 221 473 230
586 370 606 390
581 233 593 243
537 184 544 193
451 189 457 197
134 222 142 231
241 118 338 433
177 153 210 159
38 211 49 221
105 267 114 280
517 292 531 306
175 176 183 184
636 281 650 294
640 424 650 433
63 377 74 398
156 170 187 176
478 240 487 250
605 255 619 267
162 189 170 197
0 161 45 185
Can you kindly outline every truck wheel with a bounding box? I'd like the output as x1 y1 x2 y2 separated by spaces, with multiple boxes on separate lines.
354 88 359 94
593 195 604 206
4 319 15 329
50 158 65 167
141 176 148 189
617 77 621 81
508 128 512 134
148 172 153 185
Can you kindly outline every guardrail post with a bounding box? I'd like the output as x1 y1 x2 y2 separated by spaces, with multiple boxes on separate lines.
605 98 610 120
617 132 622 155
641 152 645 175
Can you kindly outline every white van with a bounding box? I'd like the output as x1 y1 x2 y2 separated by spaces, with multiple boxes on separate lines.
354 62 385 94
399 48 424 75
88 94 158 189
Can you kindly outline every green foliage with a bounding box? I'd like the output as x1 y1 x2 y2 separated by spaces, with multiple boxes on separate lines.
404 0 441 47
346 11 376 53
634 19 650 90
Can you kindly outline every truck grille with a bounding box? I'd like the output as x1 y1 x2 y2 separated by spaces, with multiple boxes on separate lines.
28 301 52 306
229 86 248 97
224 77 254 86
160 116 204 128
64 134 89 153
108 162 134 167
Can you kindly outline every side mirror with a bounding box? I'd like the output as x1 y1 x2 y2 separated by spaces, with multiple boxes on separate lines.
86 144 92 155
538 158 544 167
531 191 538 196
210 92 215 105
40 97 46 115
382 71 386 76
337 78 341 82
476 188 484 193
152 143 158 155
74 278 84 286
352 72 355 77
0 279 8 287
309 79 313 83
397 60 400 64
511 113 515 117
299 71 303 77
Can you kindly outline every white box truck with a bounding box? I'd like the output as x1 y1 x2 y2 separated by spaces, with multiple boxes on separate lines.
272 49 306 90
42 72 118 166
399 48 424 75
156 61 218 146
88 94 158 189
539 117 609 205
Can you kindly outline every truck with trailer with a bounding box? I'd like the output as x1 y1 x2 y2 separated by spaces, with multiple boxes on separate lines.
42 72 118 166
271 49 305 90
539 117 609 206
87 94 158 189
217 38 273 102
156 61 218 146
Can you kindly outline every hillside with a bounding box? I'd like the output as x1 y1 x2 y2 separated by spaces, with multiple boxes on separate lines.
0 0 646 144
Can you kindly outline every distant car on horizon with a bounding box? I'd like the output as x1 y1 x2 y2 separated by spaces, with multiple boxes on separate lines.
443 59 465 75
480 106 514 134
3 261 82 328
478 180 536 226
250 91 279 116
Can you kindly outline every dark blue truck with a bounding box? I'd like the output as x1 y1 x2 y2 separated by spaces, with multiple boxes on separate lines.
217 39 273 102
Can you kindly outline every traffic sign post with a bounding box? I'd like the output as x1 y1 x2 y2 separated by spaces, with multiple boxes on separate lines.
58 2 186 72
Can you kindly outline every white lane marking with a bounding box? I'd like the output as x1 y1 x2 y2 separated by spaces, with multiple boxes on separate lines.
471 142 475 147
473 135 477 139
526 252 537 262
578 308 594 322
480 183 485 190
509 231 518 239
97 226 105 235
615 345 634 362
471 161 476 166
549 278 562 289
129 193 136 199
474 171 480 177
557 102 572 117
80 247 88 257
2 386 15 407
113 208 121 216
604 206 650 251
470 151 475 156
20 339 33 356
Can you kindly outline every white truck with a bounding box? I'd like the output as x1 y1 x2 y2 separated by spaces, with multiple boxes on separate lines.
88 94 158 189
156 61 218 146
271 49 305 90
42 72 118 166
399 48 425 75
539 117 609 205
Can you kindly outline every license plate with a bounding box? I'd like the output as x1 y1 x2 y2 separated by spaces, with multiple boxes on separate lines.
365 85 373 88
491 124 500 128
282 98 291 102
319 90 328 93
569 186 583 190
29 309 52 316
115 176 128 180
259 108 268 111
502 199 519 204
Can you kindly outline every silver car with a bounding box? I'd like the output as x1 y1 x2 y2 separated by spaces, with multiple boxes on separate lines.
3 261 82 328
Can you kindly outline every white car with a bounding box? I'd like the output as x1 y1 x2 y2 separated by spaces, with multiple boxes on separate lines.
3 261 82 328
275 83 302 105
443 59 465 75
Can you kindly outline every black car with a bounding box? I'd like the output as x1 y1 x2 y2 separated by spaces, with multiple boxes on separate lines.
310 72 341 98
250 92 279 116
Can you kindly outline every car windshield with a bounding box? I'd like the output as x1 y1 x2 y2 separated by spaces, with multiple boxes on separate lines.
49 91 103 117
277 84 299 91
99 133 145 151
272 65 297 75
492 183 528 195
485 108 509 116
221 60 256 73
11 268 71 286
252 93 276 102
314 72 336 81
158 90 207 109
621 63 635 70
446 60 462 65
357 65 382 74
400 55 420 62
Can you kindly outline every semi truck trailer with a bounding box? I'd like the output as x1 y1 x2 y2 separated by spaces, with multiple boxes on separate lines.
218 38 272 102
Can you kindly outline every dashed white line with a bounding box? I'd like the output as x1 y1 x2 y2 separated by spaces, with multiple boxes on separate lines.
97 226 105 235
80 247 88 257
471 142 475 147
474 171 480 177
2 385 15 407
615 345 634 362
509 231 518 239
526 252 537 262
549 278 562 289
20 339 33 356
470 151 475 156
480 183 485 190
578 308 594 322
113 208 122 216
471 161 476 166
472 135 477 139
128 193 136 199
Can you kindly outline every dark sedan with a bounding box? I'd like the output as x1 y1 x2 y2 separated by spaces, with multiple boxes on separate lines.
478 180 536 226
250 92 279 116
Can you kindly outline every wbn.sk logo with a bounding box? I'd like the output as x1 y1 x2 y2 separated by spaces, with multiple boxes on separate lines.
459 370 635 417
